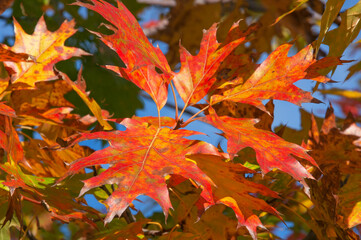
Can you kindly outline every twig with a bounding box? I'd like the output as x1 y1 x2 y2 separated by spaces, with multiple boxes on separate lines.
22 225 38 240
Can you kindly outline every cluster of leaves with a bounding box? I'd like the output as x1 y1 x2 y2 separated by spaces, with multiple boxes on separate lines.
0 0 361 239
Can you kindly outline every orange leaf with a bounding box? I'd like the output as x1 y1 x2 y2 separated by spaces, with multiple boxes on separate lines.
211 43 345 111
0 102 16 118
204 108 316 182
74 0 172 110
4 16 89 89
190 154 280 239
173 22 251 107
60 117 214 224
0 44 35 63
0 116 24 164
55 68 112 130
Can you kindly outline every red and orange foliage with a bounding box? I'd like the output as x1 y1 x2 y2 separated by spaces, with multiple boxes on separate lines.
0 0 361 239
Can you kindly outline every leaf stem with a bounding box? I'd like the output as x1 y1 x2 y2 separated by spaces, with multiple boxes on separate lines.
170 81 179 121
178 103 187 121
157 106 161 128
180 104 210 128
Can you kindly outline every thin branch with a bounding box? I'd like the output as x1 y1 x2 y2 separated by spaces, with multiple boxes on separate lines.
21 224 38 240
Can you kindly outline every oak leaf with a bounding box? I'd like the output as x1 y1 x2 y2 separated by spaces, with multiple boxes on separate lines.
190 154 280 239
303 108 361 238
323 0 361 57
211 43 345 111
0 116 24 164
55 68 112 130
338 173 361 228
0 102 16 118
306 107 361 175
3 16 88 89
203 108 316 182
184 204 238 240
314 0 345 55
74 0 172 110
173 22 252 107
0 44 35 63
0 162 99 228
60 117 214 224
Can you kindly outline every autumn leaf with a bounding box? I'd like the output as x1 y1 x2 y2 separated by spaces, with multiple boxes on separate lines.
203 108 316 182
173 22 253 108
338 173 361 228
211 43 345 111
182 204 238 240
189 154 280 239
306 107 361 175
300 107 361 238
93 218 150 240
0 44 35 63
0 116 24 164
3 16 88 89
166 175 207 225
210 52 257 91
60 116 214 224
0 161 54 192
0 63 9 96
38 183 100 228
74 0 172 110
22 139 93 177
0 161 99 228
55 68 112 130
271 0 309 26
314 0 346 55
0 102 16 118
198 100 275 131
10 79 75 126
323 0 361 57
11 80 73 113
